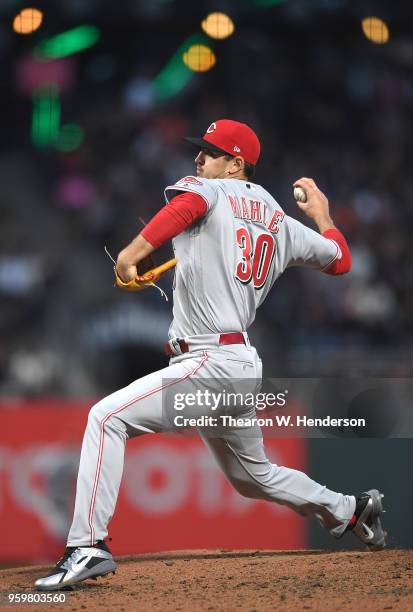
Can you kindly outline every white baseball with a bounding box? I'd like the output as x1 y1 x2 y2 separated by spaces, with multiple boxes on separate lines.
294 186 307 203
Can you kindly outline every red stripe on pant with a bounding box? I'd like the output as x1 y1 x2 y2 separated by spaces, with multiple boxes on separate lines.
87 352 209 545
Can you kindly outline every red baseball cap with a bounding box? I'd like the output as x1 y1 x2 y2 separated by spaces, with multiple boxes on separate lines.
185 119 261 166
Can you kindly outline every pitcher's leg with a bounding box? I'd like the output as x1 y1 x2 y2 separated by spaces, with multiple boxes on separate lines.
68 356 208 547
200 430 355 534
67 373 161 546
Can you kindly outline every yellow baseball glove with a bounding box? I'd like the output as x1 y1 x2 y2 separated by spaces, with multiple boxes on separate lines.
114 257 177 291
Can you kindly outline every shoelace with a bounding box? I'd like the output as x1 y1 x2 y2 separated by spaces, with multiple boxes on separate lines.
55 547 77 568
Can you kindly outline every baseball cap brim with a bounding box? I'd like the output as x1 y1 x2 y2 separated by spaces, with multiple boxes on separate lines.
184 137 230 157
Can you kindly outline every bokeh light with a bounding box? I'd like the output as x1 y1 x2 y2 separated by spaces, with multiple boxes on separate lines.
154 35 211 100
201 12 234 40
183 45 216 72
31 86 61 148
56 123 84 153
34 25 100 59
13 8 43 35
361 17 389 44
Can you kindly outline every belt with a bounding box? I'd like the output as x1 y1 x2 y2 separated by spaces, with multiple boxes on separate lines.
164 332 246 357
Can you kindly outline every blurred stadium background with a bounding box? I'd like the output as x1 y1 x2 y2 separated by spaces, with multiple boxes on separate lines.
0 0 412 563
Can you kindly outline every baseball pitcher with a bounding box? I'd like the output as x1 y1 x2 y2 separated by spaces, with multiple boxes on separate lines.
35 119 386 591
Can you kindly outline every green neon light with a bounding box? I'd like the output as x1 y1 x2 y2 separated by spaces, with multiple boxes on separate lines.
34 25 100 59
31 86 61 147
56 123 84 152
153 34 213 101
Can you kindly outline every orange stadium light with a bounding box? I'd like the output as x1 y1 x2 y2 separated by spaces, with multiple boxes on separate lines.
183 44 216 72
201 12 235 40
13 7 43 35
361 17 389 44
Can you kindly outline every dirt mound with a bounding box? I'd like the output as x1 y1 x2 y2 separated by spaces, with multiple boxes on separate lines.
1 549 412 611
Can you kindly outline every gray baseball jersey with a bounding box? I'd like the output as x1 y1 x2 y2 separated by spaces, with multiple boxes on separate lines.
165 176 341 338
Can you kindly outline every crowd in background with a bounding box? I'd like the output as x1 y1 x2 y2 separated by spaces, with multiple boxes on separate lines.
1 0 412 396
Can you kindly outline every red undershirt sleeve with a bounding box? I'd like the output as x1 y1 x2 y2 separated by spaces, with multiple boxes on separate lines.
322 228 352 275
140 192 208 248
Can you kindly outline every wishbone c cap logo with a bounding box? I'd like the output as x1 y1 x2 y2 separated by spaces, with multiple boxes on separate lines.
206 122 217 133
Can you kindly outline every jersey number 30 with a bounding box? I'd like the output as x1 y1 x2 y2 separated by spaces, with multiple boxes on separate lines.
235 228 275 289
